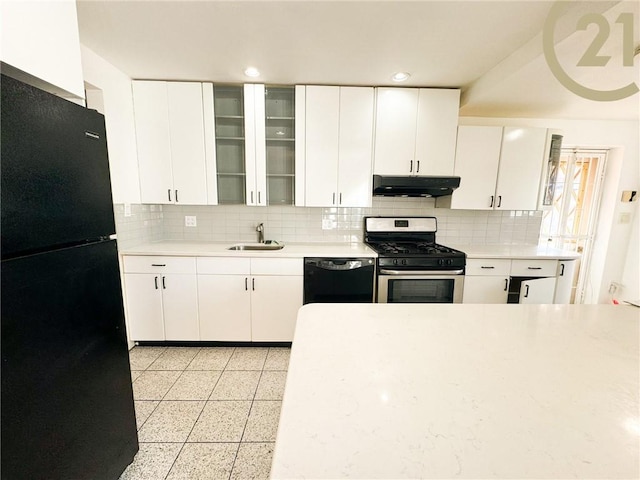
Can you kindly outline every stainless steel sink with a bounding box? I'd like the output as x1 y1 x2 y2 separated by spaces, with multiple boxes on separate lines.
227 243 284 251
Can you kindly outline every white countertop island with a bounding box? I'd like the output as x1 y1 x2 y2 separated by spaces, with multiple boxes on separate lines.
271 304 639 479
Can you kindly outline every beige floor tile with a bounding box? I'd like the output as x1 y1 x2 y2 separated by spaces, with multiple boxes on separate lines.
255 371 287 400
128 347 167 370
119 443 182 480
164 371 222 400
138 401 205 442
230 443 275 480
148 347 201 370
226 347 268 370
210 371 260 400
188 401 252 442
134 401 159 430
131 370 143 382
242 401 282 442
166 443 238 480
132 371 181 400
264 348 291 371
187 347 235 370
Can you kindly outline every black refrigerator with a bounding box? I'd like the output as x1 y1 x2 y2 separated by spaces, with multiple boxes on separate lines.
1 75 138 479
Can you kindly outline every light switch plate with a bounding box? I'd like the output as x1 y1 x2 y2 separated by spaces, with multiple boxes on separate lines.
185 215 197 227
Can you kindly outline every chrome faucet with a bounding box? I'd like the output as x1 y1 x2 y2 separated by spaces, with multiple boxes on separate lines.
256 223 265 243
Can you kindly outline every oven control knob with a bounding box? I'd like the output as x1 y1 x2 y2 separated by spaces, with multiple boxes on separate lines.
447 259 453 265
401 259 407 265
438 258 444 266
393 259 398 266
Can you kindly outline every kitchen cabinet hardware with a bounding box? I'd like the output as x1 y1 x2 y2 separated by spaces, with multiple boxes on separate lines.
497 195 502 208
524 284 530 298
162 276 166 289
416 160 420 173
245 277 248 291
490 195 494 207
154 276 158 289
504 279 508 291
151 264 166 267
175 190 179 202
410 160 413 172
560 263 565 276
84 131 100 140
251 191 254 204
339 192 342 205
481 266 495 269
527 267 543 270
258 191 261 204
252 278 255 291
332 192 336 205
168 189 172 202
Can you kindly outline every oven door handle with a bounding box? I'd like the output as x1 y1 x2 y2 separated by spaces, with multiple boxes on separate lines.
379 269 464 275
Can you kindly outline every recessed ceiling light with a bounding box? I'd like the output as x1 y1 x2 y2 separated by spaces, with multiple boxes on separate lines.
244 67 260 77
391 72 410 82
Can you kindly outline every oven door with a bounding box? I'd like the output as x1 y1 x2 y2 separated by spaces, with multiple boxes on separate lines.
377 269 464 303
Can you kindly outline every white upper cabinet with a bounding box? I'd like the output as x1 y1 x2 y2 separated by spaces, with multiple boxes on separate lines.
447 126 503 210
301 86 374 207
496 127 548 211
443 126 549 210
373 88 460 176
132 81 208 204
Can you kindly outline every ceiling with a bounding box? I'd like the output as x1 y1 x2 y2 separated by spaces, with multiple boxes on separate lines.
77 0 639 120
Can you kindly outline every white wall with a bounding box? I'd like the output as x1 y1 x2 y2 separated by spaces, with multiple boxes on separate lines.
81 45 141 204
460 116 640 304
0 0 84 99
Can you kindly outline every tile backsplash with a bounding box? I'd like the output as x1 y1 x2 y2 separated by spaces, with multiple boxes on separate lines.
114 198 542 249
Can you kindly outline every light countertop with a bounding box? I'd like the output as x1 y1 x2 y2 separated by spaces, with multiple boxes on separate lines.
449 243 581 260
271 304 639 479
120 241 578 261
119 241 377 258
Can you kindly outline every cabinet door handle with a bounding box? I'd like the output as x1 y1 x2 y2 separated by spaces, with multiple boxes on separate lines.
250 191 254 204
490 195 494 208
527 267 542 270
504 278 508 291
252 278 255 291
409 160 413 173
481 266 495 269
524 284 530 298
497 195 502 208
175 190 179 203
245 277 248 291
339 192 342 205
154 276 158 290
151 264 166 267
559 263 565 276
162 276 166 289
168 189 172 202
416 160 420 173
258 191 261 204
332 192 336 205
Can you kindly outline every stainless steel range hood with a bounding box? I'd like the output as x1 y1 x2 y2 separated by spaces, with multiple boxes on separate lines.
372 175 461 197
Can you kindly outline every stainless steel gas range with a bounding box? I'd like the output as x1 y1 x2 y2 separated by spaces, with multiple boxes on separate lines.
364 216 466 303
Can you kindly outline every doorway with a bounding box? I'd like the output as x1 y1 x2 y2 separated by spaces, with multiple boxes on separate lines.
538 148 608 303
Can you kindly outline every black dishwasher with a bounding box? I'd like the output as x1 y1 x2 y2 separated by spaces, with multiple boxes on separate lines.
304 258 375 304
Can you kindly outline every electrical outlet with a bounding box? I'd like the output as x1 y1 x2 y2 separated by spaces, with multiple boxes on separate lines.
124 203 132 217
185 215 197 227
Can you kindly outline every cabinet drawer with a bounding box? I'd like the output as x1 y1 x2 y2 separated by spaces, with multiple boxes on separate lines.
123 256 196 274
251 257 302 275
510 259 558 277
466 259 511 276
197 257 250 275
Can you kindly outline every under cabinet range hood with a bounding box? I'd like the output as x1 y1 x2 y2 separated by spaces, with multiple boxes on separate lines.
372 175 461 197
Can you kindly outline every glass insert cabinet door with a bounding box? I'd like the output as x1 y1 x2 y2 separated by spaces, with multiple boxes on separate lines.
212 85 295 206
265 86 295 205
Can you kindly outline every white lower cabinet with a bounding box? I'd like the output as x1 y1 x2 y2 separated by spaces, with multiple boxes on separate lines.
198 274 252 341
197 257 303 342
554 260 577 304
123 256 199 341
251 275 303 341
462 258 510 304
463 258 562 305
